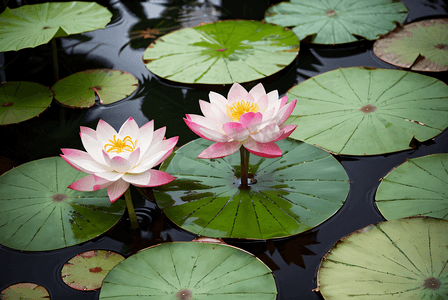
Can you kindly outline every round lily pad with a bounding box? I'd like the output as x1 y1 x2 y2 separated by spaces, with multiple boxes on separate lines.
317 217 448 299
0 2 112 52
264 0 408 44
154 138 350 239
0 283 50 299
0 157 126 251
99 241 277 299
61 250 125 291
375 154 448 221
51 69 139 108
143 20 300 84
374 18 448 72
285 67 448 155
0 81 53 125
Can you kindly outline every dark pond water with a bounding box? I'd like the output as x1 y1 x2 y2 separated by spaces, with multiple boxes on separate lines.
1 0 447 299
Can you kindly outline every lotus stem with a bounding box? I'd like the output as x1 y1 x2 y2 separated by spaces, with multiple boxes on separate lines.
239 147 250 188
51 37 59 83
124 187 139 229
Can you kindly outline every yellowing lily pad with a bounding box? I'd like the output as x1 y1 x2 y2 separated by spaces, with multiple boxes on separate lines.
143 20 300 84
0 283 50 299
0 157 126 251
374 18 448 72
317 217 448 299
99 242 277 299
154 138 350 239
61 250 125 291
0 2 112 52
265 0 408 44
0 81 53 125
51 69 139 108
375 154 448 221
286 67 448 155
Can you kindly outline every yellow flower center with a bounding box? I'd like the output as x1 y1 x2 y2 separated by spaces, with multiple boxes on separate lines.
226 100 260 122
104 135 138 154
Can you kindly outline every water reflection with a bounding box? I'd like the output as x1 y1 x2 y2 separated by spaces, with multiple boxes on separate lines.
0 105 86 166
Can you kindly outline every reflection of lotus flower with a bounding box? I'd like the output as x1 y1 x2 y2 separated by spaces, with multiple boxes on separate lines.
61 118 178 202
184 83 297 158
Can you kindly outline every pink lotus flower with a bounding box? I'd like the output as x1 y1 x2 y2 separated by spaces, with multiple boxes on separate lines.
61 118 178 202
184 83 297 159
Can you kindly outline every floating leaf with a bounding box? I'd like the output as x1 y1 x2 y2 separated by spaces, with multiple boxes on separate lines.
61 250 125 291
51 69 139 108
0 81 53 125
0 157 126 251
265 0 408 44
154 138 349 239
0 2 112 51
286 67 448 155
317 217 448 299
375 154 448 221
0 283 50 299
374 18 448 72
143 20 299 84
99 242 277 299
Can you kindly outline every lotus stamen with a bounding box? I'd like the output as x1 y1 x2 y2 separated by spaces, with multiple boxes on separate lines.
104 135 138 153
226 100 260 122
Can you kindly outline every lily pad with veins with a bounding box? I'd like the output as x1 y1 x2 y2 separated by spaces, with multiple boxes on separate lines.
51 69 139 108
374 18 448 72
317 217 448 299
99 241 277 299
285 67 448 155
0 2 112 52
0 157 126 251
0 283 50 299
264 0 408 44
143 20 299 84
61 250 125 291
153 138 349 239
375 154 448 221
0 81 53 125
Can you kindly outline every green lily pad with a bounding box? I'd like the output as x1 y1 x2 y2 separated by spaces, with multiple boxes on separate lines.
61 250 125 291
317 217 448 299
0 283 50 299
143 20 300 84
0 157 126 251
99 241 277 299
0 2 112 52
373 18 448 72
51 69 139 108
154 138 350 239
264 0 408 44
375 154 448 221
0 81 53 125
285 67 448 155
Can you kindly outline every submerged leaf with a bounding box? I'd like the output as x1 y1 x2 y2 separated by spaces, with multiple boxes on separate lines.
154 138 349 239
376 154 448 220
286 67 448 155
265 0 408 44
143 20 299 84
374 18 448 72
